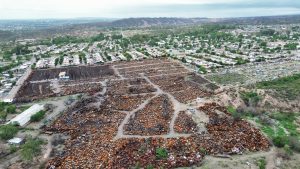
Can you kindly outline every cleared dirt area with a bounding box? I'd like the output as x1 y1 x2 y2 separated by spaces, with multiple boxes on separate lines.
14 65 116 102
29 65 115 81
13 59 268 168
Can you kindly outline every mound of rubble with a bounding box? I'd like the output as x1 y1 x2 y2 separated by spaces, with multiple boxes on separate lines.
124 94 174 135
45 98 270 169
16 59 270 168
174 111 198 134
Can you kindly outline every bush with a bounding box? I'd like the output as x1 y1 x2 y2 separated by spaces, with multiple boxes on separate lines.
240 92 260 106
146 165 154 169
6 105 16 114
288 136 300 152
257 158 266 169
20 137 44 161
0 124 19 140
0 111 7 120
9 145 18 153
227 106 242 121
283 144 293 156
272 136 289 148
30 110 46 122
156 147 168 159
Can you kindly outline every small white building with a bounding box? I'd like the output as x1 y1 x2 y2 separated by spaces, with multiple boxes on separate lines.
59 72 69 80
7 137 24 145
7 104 44 126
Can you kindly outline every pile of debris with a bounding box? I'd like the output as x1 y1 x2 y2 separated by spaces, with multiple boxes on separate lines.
124 94 174 135
174 111 198 134
61 83 103 95
41 59 271 168
15 82 56 102
105 94 154 111
150 75 211 103
45 97 270 169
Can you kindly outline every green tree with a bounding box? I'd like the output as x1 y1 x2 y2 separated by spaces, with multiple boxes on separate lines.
6 105 16 114
54 58 59 66
0 124 19 140
198 65 207 74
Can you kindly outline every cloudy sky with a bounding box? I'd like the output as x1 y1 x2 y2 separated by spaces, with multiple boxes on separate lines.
1 0 300 19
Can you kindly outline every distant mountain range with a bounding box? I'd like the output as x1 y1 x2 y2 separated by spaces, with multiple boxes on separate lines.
106 15 300 28
1 15 300 41
108 17 209 27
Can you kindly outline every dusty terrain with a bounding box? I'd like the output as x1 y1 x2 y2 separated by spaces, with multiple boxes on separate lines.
17 59 270 168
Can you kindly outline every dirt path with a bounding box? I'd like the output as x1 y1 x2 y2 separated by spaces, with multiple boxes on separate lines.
113 94 159 140
202 147 277 169
112 65 125 79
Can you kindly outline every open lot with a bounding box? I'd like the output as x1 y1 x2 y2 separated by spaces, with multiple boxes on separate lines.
14 65 115 102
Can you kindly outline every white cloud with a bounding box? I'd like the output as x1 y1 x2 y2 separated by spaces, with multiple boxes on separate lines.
0 0 299 19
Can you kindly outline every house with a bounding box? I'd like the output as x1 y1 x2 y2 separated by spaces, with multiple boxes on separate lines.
58 72 69 80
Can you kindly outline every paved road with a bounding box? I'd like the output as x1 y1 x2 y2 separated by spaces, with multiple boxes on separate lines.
3 65 32 102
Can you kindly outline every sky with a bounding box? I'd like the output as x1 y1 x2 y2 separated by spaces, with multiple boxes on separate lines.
1 0 300 19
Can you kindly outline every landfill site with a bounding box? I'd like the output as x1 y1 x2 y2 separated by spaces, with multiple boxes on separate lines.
14 59 270 168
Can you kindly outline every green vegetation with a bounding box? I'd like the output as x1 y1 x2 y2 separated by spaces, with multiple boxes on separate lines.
31 63 36 69
106 55 112 61
54 58 59 66
259 29 276 36
30 110 46 122
236 58 249 65
198 65 207 74
146 165 154 169
79 52 87 64
272 136 289 148
0 102 18 120
232 98 300 153
284 43 298 50
251 111 300 152
257 158 266 169
6 105 17 114
59 55 64 65
20 137 44 161
0 124 19 140
206 73 247 85
257 74 300 99
0 61 23 74
52 36 86 45
240 91 260 106
156 147 168 159
199 147 207 155
227 106 242 121
9 145 18 153
91 33 106 42
124 52 133 61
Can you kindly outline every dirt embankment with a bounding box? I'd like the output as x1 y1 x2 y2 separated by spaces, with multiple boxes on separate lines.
210 87 300 112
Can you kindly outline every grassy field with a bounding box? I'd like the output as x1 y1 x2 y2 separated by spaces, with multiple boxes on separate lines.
206 73 247 85
257 74 300 99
